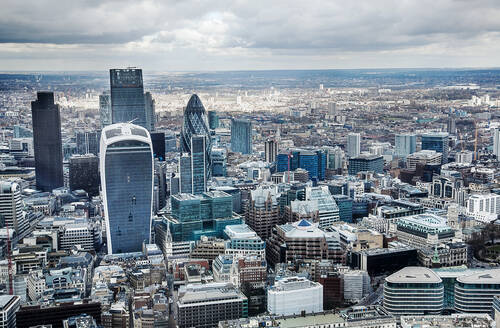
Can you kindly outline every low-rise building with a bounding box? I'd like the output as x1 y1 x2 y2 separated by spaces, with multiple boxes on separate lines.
267 276 323 316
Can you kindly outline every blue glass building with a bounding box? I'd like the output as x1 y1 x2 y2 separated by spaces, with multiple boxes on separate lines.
231 118 252 154
332 195 353 223
178 135 206 194
298 151 318 180
208 110 219 130
100 123 153 254
167 191 242 242
110 68 147 129
421 132 449 164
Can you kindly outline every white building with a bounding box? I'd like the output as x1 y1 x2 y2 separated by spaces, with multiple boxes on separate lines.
267 276 323 316
467 193 500 223
0 295 20 328
347 133 361 158
343 270 371 302
493 128 500 158
406 150 442 170
456 150 473 164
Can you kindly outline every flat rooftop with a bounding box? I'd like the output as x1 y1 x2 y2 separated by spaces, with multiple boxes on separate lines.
386 266 442 284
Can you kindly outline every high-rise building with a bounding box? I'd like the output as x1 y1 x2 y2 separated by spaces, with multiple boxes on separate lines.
493 128 500 159
144 91 155 131
447 116 457 135
231 118 252 154
421 132 449 164
208 110 219 130
69 154 100 197
211 147 227 177
395 134 416 158
99 92 112 128
0 181 29 238
181 94 212 179
110 68 147 129
150 132 165 161
179 153 192 194
348 154 384 175
246 186 279 241
298 151 318 180
76 130 99 155
0 295 20 328
178 135 207 194
31 91 64 192
100 123 153 254
347 133 361 158
264 139 278 163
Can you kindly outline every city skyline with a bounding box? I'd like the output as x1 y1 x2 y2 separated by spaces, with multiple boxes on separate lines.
1 1 500 71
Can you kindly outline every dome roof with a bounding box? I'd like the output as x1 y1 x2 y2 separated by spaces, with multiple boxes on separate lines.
185 94 206 114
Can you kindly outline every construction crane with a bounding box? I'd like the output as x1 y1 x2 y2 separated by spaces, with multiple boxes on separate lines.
474 121 478 161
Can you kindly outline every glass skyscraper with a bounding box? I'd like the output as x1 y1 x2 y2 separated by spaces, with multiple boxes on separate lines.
99 91 111 128
395 133 416 158
110 68 147 129
421 132 449 164
178 135 207 194
100 123 153 254
144 91 155 131
231 118 252 154
31 91 64 192
181 94 212 179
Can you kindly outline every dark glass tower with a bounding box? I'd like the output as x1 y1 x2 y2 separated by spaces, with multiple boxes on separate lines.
110 68 147 129
231 118 252 154
181 95 212 179
69 154 100 196
31 92 63 191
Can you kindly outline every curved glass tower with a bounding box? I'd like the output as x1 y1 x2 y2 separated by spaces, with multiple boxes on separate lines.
100 123 153 254
181 94 212 178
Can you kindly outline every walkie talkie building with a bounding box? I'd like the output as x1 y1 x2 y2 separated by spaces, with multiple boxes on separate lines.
181 94 212 179
100 123 153 254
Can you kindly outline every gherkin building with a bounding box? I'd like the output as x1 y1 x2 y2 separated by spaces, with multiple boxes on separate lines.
181 94 212 178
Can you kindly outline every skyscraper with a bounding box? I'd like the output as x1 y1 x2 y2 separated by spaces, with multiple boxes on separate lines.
144 91 155 131
347 133 361 158
100 123 153 254
493 128 500 158
110 68 147 129
231 118 252 154
99 92 111 128
421 132 449 164
76 130 99 155
31 91 64 192
178 135 207 194
0 181 29 238
181 94 212 178
208 110 219 130
69 154 100 197
395 133 416 158
265 139 278 163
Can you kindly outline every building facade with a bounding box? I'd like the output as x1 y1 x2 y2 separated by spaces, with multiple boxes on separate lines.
231 118 252 154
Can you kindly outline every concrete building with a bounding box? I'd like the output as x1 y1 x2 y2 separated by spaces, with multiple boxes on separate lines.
245 186 279 241
392 213 459 247
466 193 500 223
267 276 323 316
347 133 361 158
406 150 442 170
348 155 384 175
395 133 416 158
383 266 444 315
343 270 371 303
0 181 29 238
400 314 494 328
176 283 248 328
0 295 20 328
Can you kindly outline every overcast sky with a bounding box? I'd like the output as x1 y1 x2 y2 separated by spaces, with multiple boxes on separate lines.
1 0 500 71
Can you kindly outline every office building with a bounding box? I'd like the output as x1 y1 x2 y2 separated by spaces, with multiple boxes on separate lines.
298 151 318 180
421 132 449 164
69 154 99 196
343 270 371 303
455 269 500 313
351 247 419 276
76 130 99 155
165 131 177 152
348 154 384 175
466 193 500 223
179 153 193 194
181 95 212 179
224 224 266 258
395 134 416 158
13 125 32 138
0 181 29 238
347 133 361 158
401 314 494 328
394 213 458 247
0 295 20 328
211 147 227 177
267 277 323 316
456 150 473 164
16 301 101 328
406 150 442 170
150 132 165 161
144 91 155 131
166 191 242 242
494 128 500 158
110 68 147 129
31 91 64 191
265 139 278 163
245 186 279 241
333 195 353 222
231 118 252 154
100 123 153 254
99 91 112 128
179 135 207 194
63 314 98 328
177 283 248 328
383 267 444 315
208 110 219 130
266 219 344 266
305 186 340 227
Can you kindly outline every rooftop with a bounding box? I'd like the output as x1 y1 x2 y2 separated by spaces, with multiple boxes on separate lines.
386 266 442 284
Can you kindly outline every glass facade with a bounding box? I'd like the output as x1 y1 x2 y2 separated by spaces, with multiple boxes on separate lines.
299 152 318 180
348 155 384 175
110 69 147 129
31 92 64 192
99 92 111 128
231 118 252 154
101 124 153 254
421 132 449 164
181 95 212 179
191 136 206 194
395 134 416 157
208 110 219 129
